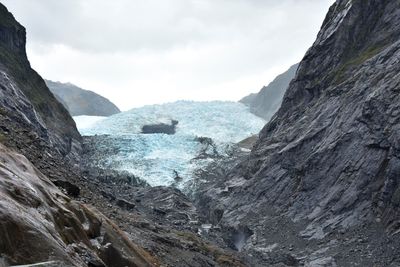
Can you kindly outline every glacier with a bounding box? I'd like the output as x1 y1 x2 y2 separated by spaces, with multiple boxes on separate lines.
73 115 107 132
74 101 265 188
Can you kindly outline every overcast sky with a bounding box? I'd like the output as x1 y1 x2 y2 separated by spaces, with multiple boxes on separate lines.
2 0 334 110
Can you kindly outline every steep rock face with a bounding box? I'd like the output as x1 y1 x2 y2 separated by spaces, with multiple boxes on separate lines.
198 0 400 265
46 80 121 117
240 63 299 120
0 4 81 159
252 0 400 232
0 143 158 267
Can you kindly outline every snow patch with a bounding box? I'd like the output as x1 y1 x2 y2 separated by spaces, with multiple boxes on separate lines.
73 116 107 132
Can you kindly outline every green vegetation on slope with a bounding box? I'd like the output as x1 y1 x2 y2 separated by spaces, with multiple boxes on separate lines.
333 44 387 84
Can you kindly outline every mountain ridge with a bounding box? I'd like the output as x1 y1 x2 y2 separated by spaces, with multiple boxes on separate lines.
45 79 121 116
240 63 299 120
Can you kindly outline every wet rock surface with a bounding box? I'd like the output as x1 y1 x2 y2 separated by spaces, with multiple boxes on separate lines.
0 143 158 267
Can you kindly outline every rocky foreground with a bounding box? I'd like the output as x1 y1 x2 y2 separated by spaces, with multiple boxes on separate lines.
0 143 157 267
2 0 400 266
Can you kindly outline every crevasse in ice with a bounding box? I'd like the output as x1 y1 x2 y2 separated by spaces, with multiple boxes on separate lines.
75 100 266 188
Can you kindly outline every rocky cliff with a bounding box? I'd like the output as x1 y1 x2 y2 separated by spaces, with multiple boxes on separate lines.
240 63 299 120
197 0 400 265
0 4 81 160
46 80 121 117
0 5 153 266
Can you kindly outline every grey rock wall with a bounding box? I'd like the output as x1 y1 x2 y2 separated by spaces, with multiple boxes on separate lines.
197 0 400 265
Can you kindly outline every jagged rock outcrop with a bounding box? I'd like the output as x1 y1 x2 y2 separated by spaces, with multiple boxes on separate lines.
240 63 299 120
0 143 158 267
197 0 400 266
45 80 121 117
0 4 81 160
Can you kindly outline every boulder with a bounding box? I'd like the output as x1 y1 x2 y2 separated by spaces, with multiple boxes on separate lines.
141 120 178 135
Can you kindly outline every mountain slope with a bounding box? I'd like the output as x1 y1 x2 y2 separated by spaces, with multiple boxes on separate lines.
240 63 299 120
0 5 158 266
0 4 156 266
197 0 400 265
46 80 121 116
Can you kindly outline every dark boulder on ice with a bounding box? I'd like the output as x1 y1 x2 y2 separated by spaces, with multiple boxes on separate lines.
141 119 179 135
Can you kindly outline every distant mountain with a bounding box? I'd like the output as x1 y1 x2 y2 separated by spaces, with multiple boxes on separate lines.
45 80 121 116
240 63 299 120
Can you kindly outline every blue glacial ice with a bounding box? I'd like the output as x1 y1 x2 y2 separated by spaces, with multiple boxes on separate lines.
74 100 266 188
73 115 107 132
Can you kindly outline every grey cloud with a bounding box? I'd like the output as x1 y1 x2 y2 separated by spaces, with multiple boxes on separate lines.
2 0 334 53
0 0 335 110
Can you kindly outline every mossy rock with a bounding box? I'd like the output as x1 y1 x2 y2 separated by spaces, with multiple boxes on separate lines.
391 187 400 207
0 132 7 143
334 44 386 84
0 4 20 28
